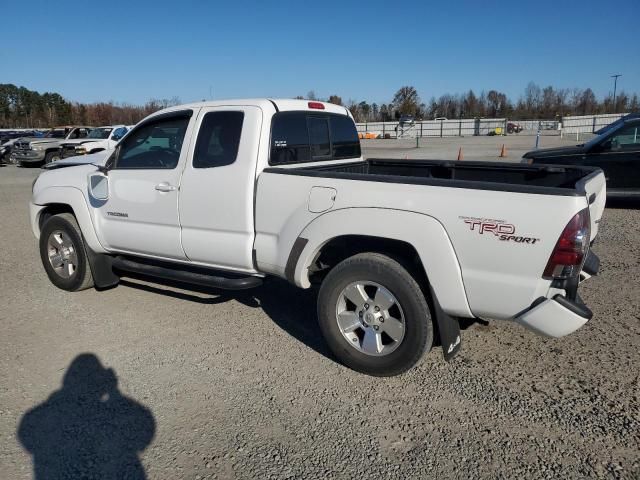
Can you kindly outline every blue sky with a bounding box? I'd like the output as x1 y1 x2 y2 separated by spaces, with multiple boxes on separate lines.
2 0 638 105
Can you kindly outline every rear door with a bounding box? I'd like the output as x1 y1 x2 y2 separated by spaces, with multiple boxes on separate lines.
178 106 262 272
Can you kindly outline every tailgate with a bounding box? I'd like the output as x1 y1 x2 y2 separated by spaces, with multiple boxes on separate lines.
579 170 606 241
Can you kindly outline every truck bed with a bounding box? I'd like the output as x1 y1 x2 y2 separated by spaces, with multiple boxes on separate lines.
266 159 602 196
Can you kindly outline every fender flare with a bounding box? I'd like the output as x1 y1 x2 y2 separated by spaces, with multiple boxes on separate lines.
291 208 473 318
32 186 107 254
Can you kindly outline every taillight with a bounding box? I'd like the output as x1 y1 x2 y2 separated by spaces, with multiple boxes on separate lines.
543 209 590 279
308 101 325 110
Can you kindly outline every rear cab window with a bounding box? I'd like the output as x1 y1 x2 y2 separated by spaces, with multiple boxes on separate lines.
270 112 360 165
193 111 244 168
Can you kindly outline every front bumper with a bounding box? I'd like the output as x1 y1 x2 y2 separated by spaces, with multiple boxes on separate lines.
515 251 599 337
12 150 45 163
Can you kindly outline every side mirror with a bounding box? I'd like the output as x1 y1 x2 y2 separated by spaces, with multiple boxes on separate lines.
88 172 109 201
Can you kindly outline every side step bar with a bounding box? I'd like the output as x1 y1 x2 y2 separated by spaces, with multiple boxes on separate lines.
112 256 263 290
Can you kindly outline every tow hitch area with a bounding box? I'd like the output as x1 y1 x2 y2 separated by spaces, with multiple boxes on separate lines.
581 251 600 281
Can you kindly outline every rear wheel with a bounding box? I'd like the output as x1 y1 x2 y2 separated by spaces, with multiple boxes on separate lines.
317 253 433 376
39 213 94 291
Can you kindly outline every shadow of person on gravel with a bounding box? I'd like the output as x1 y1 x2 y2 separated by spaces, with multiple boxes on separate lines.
119 275 333 361
17 353 155 480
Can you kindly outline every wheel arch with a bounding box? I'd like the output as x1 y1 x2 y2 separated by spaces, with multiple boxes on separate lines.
32 186 107 254
290 208 473 318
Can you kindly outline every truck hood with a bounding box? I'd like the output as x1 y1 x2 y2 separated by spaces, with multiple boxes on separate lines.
18 137 64 146
60 139 100 146
43 150 110 170
522 145 586 159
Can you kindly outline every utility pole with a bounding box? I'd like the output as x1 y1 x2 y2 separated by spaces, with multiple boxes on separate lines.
611 74 622 113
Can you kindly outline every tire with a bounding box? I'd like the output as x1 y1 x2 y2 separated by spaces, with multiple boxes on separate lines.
39 213 94 291
317 253 433 376
44 151 60 164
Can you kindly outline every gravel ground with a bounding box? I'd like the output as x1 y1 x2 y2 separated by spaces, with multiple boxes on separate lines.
0 159 639 479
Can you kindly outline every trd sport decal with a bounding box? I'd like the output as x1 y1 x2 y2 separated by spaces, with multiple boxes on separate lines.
459 216 540 244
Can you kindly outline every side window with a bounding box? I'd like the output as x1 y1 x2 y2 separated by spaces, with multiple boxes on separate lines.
115 115 190 169
71 128 89 139
193 111 244 168
270 112 361 165
606 124 640 151
330 115 361 159
112 127 127 141
270 112 311 165
307 117 330 159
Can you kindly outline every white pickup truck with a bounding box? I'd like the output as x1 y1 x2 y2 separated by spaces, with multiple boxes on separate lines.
58 125 131 159
30 99 606 376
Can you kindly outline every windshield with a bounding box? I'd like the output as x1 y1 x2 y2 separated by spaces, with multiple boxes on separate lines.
597 119 623 135
45 129 67 138
87 128 113 139
583 122 624 149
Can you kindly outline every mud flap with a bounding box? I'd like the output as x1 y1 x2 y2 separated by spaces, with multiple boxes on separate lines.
84 246 119 289
429 286 461 361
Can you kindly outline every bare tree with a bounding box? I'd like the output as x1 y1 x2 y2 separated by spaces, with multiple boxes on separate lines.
392 86 420 116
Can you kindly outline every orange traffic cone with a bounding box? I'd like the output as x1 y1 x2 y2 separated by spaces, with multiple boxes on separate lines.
499 144 507 157
457 147 463 161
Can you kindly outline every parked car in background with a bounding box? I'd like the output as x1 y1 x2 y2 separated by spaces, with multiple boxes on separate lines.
399 115 415 125
594 112 640 135
12 126 93 165
539 121 558 130
523 117 640 198
0 143 10 164
1 130 37 144
1 131 36 163
507 122 523 134
59 125 130 159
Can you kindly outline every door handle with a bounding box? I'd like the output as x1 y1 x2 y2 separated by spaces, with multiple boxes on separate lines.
155 183 177 192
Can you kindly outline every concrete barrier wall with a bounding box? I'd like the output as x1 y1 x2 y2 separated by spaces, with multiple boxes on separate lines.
356 119 506 138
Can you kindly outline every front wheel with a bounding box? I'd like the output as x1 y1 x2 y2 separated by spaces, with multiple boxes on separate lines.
39 213 94 291
44 151 60 164
317 253 433 376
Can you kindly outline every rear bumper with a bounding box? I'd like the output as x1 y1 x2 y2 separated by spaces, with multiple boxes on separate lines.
515 251 599 337
515 295 592 337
